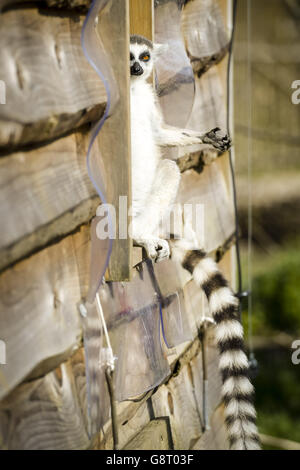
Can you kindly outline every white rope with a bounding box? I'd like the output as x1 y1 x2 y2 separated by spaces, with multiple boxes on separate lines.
95 292 115 371
95 291 118 449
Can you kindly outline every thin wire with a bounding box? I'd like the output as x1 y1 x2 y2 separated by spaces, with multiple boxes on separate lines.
227 0 255 360
159 302 171 349
200 325 208 431
226 0 243 320
146 260 171 348
247 0 254 356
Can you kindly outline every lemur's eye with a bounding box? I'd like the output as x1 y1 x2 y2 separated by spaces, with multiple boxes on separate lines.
130 52 134 61
140 52 150 62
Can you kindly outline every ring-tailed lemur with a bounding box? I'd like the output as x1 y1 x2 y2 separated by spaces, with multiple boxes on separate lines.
130 34 260 450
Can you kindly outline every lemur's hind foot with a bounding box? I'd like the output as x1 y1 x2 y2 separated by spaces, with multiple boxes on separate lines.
134 237 170 262
203 127 232 153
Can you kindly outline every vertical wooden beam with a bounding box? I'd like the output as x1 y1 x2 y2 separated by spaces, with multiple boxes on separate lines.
97 0 132 281
129 0 154 265
129 0 154 39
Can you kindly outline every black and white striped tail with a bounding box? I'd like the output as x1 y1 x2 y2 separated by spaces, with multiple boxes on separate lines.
173 244 260 450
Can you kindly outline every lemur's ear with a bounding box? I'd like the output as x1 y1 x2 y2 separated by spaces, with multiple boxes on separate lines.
153 42 169 57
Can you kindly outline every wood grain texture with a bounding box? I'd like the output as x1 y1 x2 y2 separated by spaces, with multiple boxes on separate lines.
94 396 152 450
151 332 223 450
177 67 227 160
177 3 233 189
0 333 224 450
0 1 132 282
0 205 233 403
0 346 152 450
0 247 228 449
0 349 90 450
153 367 203 449
175 46 230 172
182 0 229 76
0 6 106 149
0 131 99 272
0 225 91 400
1 0 91 11
182 278 209 333
130 0 154 40
176 160 235 254
44 0 91 10
123 419 171 450
192 405 228 450
0 348 94 450
155 0 195 135
97 0 132 281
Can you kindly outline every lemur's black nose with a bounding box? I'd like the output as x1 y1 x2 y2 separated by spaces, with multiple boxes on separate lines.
131 62 143 76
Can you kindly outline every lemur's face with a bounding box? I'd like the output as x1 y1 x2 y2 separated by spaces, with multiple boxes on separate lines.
130 35 153 81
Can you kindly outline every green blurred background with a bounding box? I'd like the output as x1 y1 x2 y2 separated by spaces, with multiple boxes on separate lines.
234 0 300 449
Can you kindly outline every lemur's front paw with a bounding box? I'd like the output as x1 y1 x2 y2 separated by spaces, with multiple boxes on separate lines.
203 127 232 153
134 238 170 262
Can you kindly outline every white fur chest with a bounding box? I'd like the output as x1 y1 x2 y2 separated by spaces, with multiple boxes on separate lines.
130 81 160 216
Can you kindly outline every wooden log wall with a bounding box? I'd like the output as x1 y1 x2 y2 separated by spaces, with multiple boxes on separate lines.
0 0 235 450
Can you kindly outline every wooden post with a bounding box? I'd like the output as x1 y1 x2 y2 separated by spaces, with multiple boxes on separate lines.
129 0 154 266
97 0 132 281
130 0 154 39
